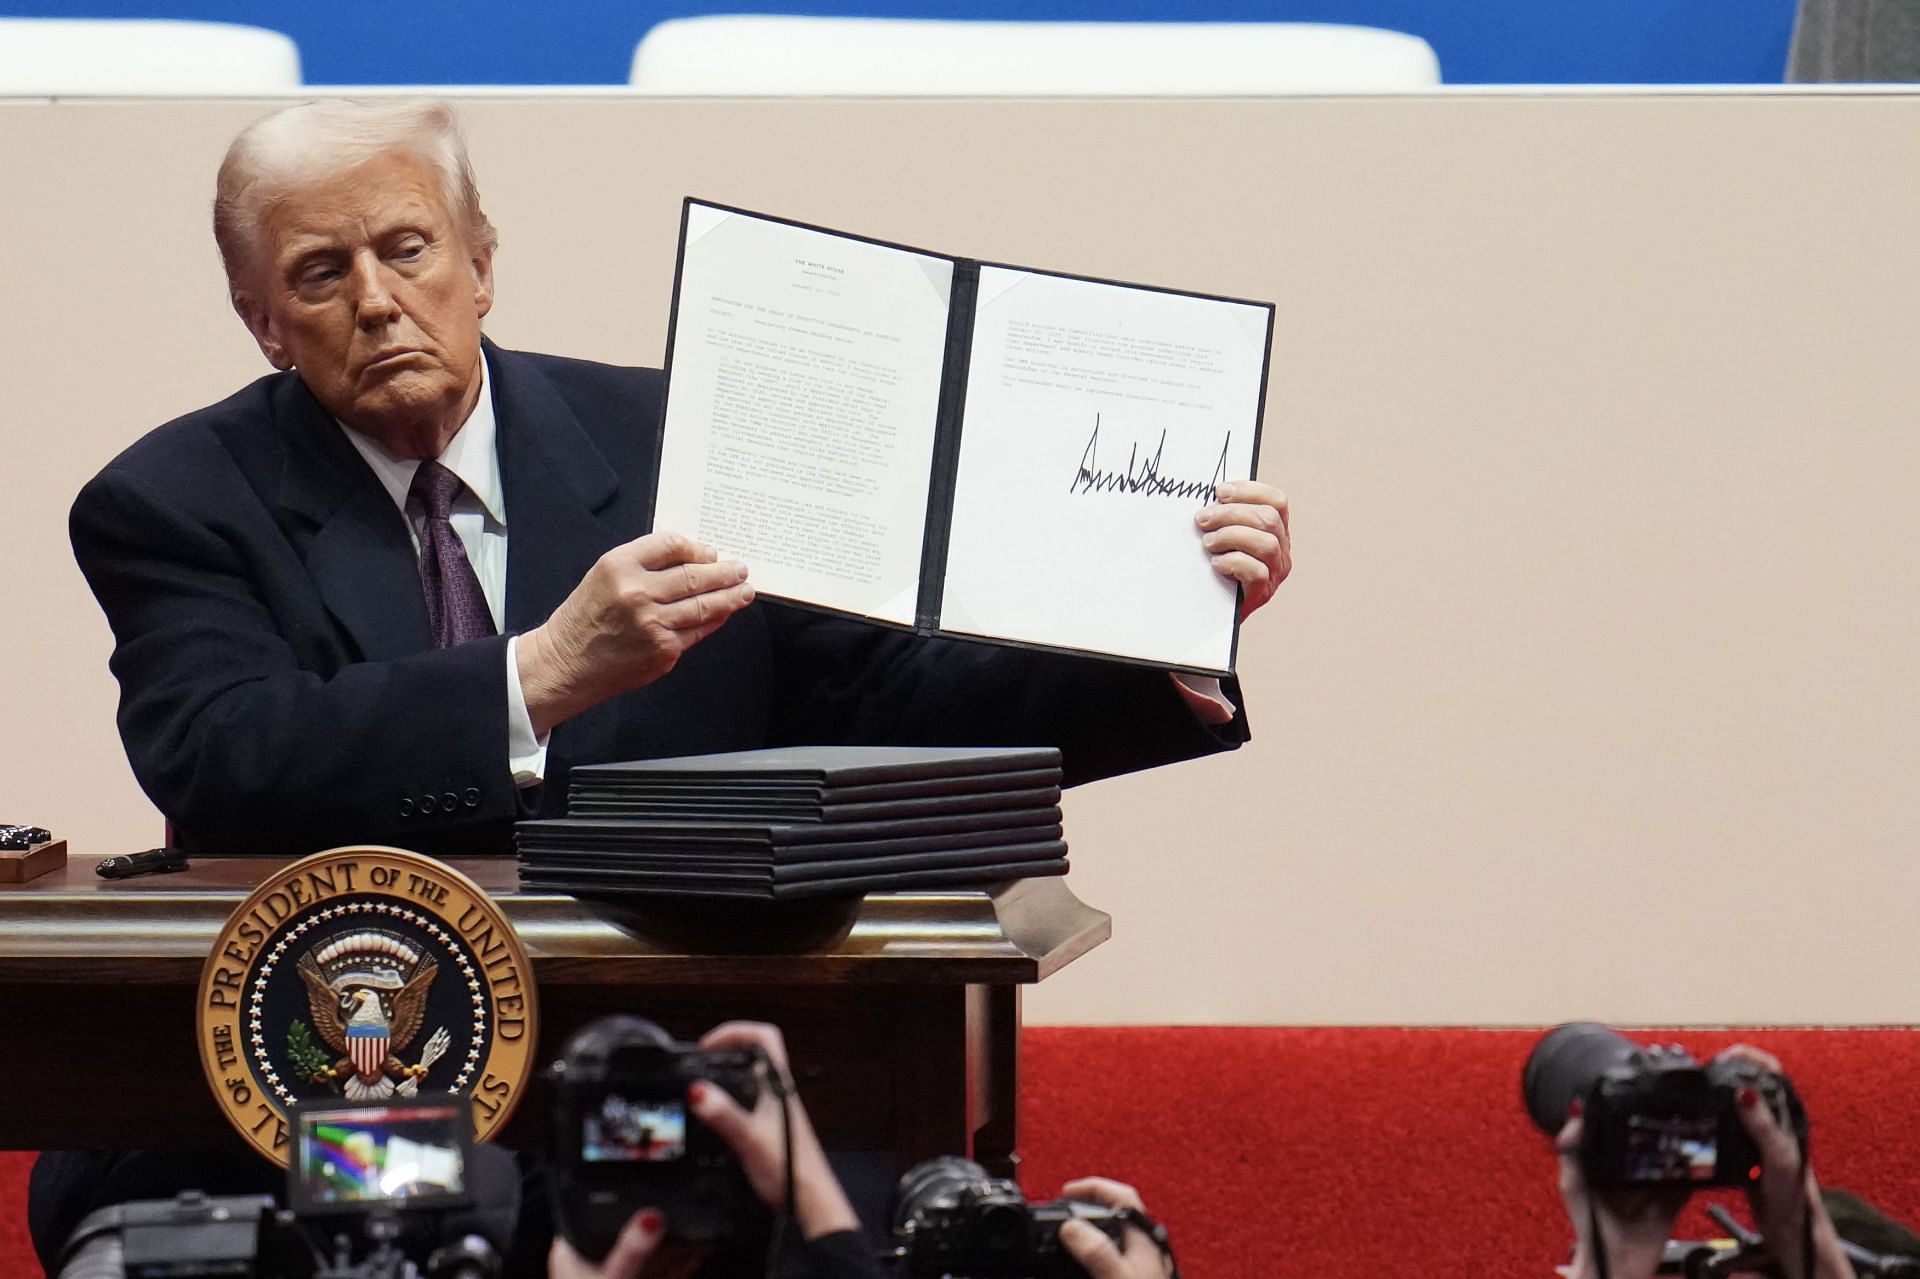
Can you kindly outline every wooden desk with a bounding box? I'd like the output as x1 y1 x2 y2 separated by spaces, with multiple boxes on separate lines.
0 856 1108 1178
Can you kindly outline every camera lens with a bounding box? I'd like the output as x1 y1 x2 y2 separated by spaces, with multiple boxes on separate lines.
1521 1022 1643 1134
891 1156 990 1234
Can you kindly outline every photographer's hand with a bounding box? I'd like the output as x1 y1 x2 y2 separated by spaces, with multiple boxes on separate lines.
1555 1106 1687 1279
690 1021 862 1241
548 1209 703 1279
1718 1046 1857 1279
1056 1178 1174 1279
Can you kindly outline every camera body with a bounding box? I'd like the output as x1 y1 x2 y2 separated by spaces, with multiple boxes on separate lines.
58 1192 283 1279
55 1098 498 1279
892 1157 1129 1279
546 1016 762 1258
1523 1023 1809 1189
1583 1046 1803 1188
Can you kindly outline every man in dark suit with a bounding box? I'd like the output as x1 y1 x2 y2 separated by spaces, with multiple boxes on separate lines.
47 99 1290 1276
69 99 1291 860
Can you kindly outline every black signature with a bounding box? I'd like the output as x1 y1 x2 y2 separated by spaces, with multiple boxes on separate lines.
1068 414 1229 500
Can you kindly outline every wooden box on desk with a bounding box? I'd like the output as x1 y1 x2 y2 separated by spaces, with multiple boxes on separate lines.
0 838 64 884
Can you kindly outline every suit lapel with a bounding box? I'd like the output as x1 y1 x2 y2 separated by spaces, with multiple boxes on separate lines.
272 374 434 660
489 344 623 633
268 346 623 706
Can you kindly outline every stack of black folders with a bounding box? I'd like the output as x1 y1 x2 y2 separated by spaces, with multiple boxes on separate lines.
515 745 1067 902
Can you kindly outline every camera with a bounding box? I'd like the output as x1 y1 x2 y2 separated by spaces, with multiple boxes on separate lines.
545 1015 763 1258
1522 1022 1808 1188
286 1096 478 1221
58 1192 286 1279
55 1098 500 1279
890 1157 1131 1279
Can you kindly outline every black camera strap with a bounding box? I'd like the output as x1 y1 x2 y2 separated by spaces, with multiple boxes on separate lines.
760 1047 797 1279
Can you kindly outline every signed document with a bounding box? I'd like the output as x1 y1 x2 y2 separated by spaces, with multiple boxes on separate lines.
652 200 1272 675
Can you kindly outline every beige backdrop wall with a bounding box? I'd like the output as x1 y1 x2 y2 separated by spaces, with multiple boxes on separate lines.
3 94 1915 1026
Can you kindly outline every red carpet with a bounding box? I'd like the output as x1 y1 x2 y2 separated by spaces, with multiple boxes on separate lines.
1 1149 34 1279
1016 1028 1920 1279
9 1027 1920 1278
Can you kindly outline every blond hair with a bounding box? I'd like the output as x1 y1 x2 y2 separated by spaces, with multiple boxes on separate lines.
213 99 498 295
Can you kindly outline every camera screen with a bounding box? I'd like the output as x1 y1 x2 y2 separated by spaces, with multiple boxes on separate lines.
1623 1113 1718 1183
293 1101 469 1208
583 1095 687 1163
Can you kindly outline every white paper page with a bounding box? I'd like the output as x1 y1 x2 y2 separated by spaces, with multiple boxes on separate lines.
942 268 1268 672
654 206 954 626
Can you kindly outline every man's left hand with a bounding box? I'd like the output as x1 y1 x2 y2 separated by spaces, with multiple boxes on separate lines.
1196 481 1290 620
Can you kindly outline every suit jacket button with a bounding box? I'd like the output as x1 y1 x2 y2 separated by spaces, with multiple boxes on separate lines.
399 797 414 818
463 788 481 808
441 791 458 813
420 793 438 815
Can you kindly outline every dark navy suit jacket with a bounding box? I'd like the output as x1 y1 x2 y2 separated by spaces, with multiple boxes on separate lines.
70 343 1247 857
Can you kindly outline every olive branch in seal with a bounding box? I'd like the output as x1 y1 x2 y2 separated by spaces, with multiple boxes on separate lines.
287 1020 335 1085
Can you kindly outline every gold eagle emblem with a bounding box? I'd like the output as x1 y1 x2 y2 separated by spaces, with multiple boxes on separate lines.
295 930 449 1099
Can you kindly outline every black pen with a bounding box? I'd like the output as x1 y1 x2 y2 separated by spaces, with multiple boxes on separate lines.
96 847 191 880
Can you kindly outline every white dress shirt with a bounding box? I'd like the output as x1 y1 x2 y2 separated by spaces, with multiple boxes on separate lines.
338 356 1234 769
337 354 549 785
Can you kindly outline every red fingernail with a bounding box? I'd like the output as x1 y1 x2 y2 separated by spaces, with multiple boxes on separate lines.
638 1209 664 1234
1568 1097 1583 1118
1737 1086 1759 1109
688 1081 710 1103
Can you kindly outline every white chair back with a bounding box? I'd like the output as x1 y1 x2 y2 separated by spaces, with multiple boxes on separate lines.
0 18 300 94
630 17 1441 95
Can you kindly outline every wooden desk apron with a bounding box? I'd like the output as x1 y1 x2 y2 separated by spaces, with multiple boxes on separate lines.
0 857 1108 1176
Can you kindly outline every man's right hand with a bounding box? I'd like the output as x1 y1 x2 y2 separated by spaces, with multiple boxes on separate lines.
518 531 754 737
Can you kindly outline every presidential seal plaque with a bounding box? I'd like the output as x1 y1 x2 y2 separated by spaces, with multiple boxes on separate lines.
196 846 537 1164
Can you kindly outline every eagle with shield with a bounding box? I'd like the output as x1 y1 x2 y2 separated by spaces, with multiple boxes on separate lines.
295 929 451 1099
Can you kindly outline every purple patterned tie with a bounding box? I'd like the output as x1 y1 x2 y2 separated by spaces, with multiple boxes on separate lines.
408 460 496 649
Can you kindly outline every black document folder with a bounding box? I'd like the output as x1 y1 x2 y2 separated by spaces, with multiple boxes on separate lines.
524 745 1074 903
568 745 1062 788
520 854 1070 902
518 822 1062 865
565 766 1061 805
522 839 1065 883
653 200 1274 677
518 807 1060 852
561 785 1062 824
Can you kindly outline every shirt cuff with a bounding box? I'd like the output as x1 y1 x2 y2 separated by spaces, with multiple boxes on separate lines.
505 634 549 787
1171 672 1236 726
